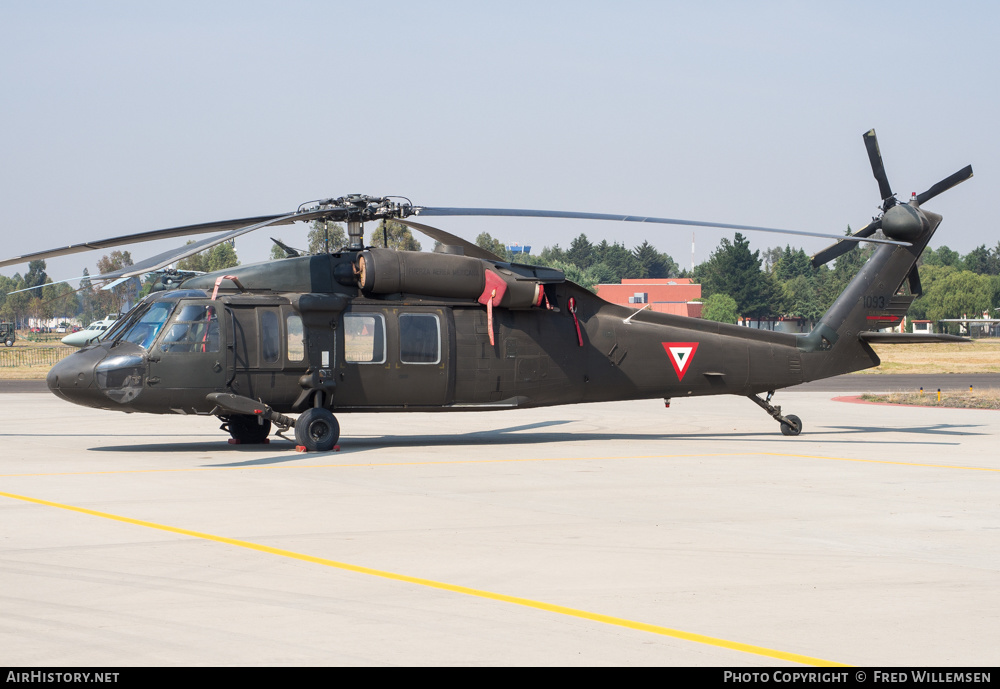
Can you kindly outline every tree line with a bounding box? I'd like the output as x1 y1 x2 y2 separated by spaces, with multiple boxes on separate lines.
3 221 998 335
481 229 1000 331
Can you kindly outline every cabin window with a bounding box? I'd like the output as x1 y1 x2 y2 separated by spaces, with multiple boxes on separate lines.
260 310 280 363
158 304 220 353
344 313 386 364
399 313 440 364
286 314 305 362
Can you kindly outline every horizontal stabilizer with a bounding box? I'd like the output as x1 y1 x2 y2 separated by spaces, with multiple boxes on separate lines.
858 332 970 344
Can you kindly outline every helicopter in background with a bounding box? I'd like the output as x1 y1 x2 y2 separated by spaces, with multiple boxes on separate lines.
0 130 972 451
60 315 120 348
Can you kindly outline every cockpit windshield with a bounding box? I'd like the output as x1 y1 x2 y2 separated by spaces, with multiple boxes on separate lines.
101 290 208 350
118 302 176 350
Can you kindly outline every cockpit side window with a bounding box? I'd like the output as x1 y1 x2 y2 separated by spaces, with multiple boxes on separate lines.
260 310 280 363
157 304 220 354
286 313 305 362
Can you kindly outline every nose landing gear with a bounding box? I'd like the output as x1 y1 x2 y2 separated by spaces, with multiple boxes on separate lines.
749 390 802 436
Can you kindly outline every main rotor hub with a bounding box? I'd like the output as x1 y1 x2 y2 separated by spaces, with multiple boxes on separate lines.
295 195 416 250
299 195 414 224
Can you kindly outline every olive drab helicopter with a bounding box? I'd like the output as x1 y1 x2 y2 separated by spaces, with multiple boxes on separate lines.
0 130 973 451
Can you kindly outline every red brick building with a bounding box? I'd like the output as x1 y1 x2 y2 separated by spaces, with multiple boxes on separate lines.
595 279 703 318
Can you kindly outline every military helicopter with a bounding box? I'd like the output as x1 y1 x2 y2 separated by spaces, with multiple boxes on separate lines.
0 130 973 451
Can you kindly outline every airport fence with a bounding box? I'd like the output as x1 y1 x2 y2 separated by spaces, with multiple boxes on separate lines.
0 347 74 368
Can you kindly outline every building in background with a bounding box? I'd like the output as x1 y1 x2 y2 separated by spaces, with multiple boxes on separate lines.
595 278 703 318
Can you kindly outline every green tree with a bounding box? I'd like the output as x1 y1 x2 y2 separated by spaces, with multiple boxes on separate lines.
270 241 290 260
828 225 876 297
701 293 738 323
96 251 136 315
23 260 48 290
41 281 79 322
632 241 678 279
567 234 595 269
475 232 512 261
761 246 784 273
177 242 240 273
962 245 1000 275
307 221 348 253
547 261 605 293
1 274 31 327
922 245 963 269
699 233 778 320
919 271 996 331
781 274 824 320
77 269 97 324
775 246 812 282
595 242 640 282
538 244 567 265
368 220 421 251
908 264 957 319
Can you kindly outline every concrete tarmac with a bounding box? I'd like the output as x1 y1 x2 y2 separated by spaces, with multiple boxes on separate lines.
1 391 997 667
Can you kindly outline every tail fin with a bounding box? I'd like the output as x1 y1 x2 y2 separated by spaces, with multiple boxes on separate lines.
798 131 972 380
799 205 944 380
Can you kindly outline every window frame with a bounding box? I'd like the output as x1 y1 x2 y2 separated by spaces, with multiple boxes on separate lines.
398 312 442 365
343 312 387 364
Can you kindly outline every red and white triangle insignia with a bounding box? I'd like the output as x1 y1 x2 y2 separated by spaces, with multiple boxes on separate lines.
662 342 699 381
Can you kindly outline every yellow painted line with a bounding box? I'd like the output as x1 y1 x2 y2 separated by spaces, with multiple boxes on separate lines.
0 489 845 667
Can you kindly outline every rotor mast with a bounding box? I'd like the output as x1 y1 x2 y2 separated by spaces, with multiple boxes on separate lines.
347 220 364 250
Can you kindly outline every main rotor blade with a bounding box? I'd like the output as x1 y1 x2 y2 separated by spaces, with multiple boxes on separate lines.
864 129 894 205
414 207 910 247
915 165 973 206
93 209 334 280
809 219 881 268
0 211 332 270
394 219 503 261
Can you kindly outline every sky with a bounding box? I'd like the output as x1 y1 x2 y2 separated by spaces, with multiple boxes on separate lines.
1 1 996 282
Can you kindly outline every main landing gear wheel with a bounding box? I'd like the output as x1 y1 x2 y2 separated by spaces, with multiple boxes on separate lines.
780 414 802 436
4 339 12 347
225 414 272 444
294 408 340 452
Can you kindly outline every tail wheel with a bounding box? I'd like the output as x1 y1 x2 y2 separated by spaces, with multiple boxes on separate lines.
294 408 340 452
225 415 272 444
780 414 802 436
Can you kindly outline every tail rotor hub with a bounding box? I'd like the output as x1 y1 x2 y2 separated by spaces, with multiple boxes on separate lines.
880 204 928 242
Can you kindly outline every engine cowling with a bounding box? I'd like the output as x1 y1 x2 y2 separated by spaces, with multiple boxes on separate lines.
357 248 559 309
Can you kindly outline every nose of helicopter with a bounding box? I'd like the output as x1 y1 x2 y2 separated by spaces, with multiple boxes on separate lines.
47 346 107 407
47 345 146 408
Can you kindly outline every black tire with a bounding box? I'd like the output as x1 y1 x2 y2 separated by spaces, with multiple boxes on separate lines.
294 408 340 452
4 339 12 347
226 415 272 444
780 414 802 436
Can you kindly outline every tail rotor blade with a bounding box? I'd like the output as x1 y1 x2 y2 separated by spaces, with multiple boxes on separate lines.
915 165 974 206
864 129 895 206
810 219 881 268
907 265 922 296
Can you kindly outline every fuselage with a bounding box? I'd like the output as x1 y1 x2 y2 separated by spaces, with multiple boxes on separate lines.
45 260 822 417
